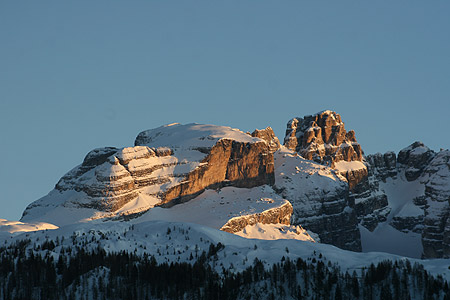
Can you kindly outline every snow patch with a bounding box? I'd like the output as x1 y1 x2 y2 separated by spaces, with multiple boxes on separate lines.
235 223 316 242
334 160 366 172
0 219 58 233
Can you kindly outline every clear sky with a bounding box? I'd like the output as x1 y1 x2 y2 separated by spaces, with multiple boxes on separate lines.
1 1 449 221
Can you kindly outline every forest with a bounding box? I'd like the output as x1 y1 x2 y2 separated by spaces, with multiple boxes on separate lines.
0 239 449 300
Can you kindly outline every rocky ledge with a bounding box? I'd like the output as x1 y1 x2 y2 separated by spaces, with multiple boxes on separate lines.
220 201 293 233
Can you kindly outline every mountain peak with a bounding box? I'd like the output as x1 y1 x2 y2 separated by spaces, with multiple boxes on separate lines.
283 110 363 165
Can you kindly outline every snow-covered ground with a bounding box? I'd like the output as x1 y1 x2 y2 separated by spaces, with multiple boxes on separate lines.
135 123 262 155
137 185 288 229
1 219 449 282
235 223 316 242
0 218 58 233
334 160 367 173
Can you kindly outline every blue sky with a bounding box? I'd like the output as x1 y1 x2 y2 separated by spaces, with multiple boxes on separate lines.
1 1 449 220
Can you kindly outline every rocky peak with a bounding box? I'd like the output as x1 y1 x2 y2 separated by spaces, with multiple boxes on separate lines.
284 110 363 165
251 127 281 153
398 141 435 181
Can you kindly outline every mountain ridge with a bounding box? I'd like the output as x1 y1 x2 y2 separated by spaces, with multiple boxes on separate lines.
11 110 450 259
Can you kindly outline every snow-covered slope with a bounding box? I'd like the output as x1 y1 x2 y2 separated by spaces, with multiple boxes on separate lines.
360 173 425 258
135 123 261 153
0 219 58 234
136 185 291 231
0 219 448 283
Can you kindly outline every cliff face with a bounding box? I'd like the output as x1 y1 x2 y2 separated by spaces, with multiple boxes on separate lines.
159 138 274 206
420 150 450 258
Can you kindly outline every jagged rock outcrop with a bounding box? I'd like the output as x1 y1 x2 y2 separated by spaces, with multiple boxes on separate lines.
284 110 363 165
398 141 435 181
251 127 281 153
220 201 292 233
391 215 424 233
366 152 397 181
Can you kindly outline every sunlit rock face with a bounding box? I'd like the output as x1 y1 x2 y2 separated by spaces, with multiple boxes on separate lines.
220 201 292 233
284 110 363 165
251 127 281 153
135 124 275 207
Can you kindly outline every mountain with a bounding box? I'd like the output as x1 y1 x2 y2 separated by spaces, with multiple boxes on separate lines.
16 111 450 258
2 110 450 298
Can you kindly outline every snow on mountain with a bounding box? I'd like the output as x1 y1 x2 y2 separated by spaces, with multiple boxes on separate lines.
360 173 425 258
235 223 316 242
134 123 261 160
359 144 450 259
1 218 449 284
0 219 58 234
136 185 290 230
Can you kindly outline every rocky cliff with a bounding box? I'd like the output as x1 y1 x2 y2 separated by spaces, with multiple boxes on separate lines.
420 150 450 258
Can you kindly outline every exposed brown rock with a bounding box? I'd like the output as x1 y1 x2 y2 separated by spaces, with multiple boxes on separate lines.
251 127 281 153
284 111 363 165
220 201 292 233
162 139 274 206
